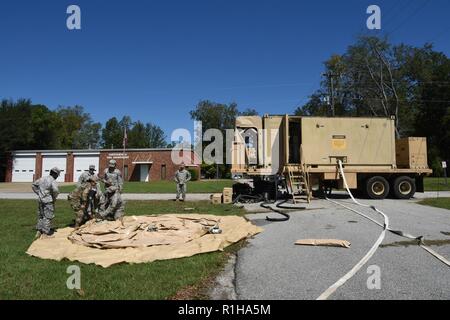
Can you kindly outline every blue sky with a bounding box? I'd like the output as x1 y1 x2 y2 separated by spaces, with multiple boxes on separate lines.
1 0 449 139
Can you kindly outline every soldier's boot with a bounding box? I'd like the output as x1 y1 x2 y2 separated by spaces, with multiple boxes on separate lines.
40 233 55 239
74 218 83 229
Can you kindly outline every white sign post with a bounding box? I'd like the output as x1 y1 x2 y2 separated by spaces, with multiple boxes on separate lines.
442 161 448 186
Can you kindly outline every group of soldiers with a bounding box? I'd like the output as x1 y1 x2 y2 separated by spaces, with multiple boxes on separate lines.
32 160 192 239
32 159 125 239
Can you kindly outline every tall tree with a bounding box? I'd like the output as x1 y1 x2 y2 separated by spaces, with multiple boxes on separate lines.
190 100 254 177
128 121 149 148
146 123 166 148
56 106 101 149
102 117 124 149
190 100 239 135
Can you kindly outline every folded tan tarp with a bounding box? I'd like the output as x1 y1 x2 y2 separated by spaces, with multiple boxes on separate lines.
295 239 351 248
26 214 262 268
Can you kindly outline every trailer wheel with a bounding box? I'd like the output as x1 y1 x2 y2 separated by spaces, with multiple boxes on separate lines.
366 176 389 200
392 176 416 199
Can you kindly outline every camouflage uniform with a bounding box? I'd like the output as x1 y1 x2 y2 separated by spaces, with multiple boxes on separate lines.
99 186 125 221
69 182 103 227
77 165 98 187
174 167 191 201
32 171 60 235
103 161 123 192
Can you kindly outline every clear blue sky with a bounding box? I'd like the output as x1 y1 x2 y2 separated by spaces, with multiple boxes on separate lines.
1 0 449 139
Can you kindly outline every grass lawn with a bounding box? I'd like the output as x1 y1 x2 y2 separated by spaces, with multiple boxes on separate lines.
418 198 450 210
59 179 234 194
58 178 449 194
423 177 450 191
0 199 246 300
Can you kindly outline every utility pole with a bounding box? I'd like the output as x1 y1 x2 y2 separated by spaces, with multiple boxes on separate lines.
323 72 339 117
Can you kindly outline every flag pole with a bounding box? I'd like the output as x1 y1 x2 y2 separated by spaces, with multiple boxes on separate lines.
122 126 127 179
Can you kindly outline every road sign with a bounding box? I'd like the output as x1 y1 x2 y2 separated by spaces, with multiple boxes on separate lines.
442 161 447 169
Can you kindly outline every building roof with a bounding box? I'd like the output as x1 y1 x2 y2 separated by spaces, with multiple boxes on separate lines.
11 148 194 154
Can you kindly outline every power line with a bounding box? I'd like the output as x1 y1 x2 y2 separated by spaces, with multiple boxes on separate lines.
386 0 432 35
381 0 415 32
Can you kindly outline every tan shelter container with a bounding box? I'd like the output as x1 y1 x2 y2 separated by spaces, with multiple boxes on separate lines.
396 137 428 169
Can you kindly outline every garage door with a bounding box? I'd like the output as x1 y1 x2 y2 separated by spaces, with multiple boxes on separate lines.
42 155 67 182
73 154 100 182
12 155 36 182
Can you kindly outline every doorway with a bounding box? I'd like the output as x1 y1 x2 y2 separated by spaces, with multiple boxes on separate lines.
288 120 301 164
139 164 150 182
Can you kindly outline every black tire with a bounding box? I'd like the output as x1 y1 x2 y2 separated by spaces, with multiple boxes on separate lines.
392 176 416 199
366 176 390 200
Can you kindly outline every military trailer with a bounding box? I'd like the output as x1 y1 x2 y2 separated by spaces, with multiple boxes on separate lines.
231 115 432 202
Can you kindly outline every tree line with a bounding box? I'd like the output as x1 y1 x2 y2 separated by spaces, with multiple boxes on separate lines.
0 99 167 152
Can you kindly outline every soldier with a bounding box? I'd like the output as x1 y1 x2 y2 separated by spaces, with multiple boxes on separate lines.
174 163 191 201
69 176 103 228
32 167 60 238
99 185 125 222
103 159 123 192
77 165 97 187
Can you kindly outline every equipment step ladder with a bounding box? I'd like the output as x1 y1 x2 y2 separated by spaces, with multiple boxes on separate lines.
286 165 311 204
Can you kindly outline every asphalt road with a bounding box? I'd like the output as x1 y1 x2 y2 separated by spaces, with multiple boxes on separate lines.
236 197 450 300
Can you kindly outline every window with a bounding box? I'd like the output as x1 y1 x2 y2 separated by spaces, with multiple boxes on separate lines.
124 165 128 180
161 164 166 180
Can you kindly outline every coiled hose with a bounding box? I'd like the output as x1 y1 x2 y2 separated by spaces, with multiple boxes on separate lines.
234 194 307 222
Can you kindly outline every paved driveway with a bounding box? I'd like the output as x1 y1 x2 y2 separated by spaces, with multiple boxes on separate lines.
236 197 450 300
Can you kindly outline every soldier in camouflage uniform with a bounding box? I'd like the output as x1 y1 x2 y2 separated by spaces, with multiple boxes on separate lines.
77 164 97 187
99 185 125 222
102 159 123 193
32 167 60 238
69 176 103 228
174 163 191 201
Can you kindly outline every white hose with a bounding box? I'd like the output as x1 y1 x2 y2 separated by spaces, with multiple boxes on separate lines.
317 160 450 300
316 160 389 300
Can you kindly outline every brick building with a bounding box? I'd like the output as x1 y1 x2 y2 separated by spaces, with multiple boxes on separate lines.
5 149 200 183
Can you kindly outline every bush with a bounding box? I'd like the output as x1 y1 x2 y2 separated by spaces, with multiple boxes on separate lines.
188 169 199 181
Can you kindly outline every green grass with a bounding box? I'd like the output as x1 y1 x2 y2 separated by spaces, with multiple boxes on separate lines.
424 177 450 191
418 197 450 210
0 199 245 300
59 180 234 194
58 178 449 194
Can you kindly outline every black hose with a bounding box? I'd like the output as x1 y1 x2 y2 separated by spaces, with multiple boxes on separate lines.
261 201 290 222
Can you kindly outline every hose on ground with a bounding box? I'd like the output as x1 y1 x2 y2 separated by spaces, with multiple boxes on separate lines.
233 194 297 222
318 160 450 300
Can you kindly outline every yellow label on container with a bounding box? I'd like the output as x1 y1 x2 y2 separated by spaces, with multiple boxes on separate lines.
332 139 347 150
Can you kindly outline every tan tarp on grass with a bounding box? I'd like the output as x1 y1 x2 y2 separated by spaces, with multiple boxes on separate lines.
26 214 262 268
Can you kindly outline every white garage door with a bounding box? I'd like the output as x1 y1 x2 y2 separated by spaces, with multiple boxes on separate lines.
73 154 99 182
12 155 36 182
42 155 67 182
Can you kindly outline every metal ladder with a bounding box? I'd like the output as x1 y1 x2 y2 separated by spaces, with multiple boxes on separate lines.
286 164 312 204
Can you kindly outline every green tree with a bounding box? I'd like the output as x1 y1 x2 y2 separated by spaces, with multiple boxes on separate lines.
128 121 149 148
146 123 166 148
190 100 239 134
190 100 242 178
239 108 259 116
102 117 123 149
56 106 101 149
